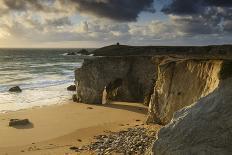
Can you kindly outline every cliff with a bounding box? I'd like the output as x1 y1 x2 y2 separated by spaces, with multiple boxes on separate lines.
92 44 232 59
75 56 156 104
152 62 232 155
75 45 232 154
147 58 222 125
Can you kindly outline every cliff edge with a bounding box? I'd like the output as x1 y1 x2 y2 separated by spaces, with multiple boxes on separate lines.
152 62 232 155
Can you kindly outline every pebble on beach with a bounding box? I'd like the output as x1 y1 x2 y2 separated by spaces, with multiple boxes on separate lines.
70 127 157 154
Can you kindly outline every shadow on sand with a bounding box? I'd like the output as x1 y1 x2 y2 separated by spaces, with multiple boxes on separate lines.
101 102 148 115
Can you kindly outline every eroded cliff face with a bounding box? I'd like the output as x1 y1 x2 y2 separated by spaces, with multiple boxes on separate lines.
147 58 223 125
152 62 232 155
75 56 156 104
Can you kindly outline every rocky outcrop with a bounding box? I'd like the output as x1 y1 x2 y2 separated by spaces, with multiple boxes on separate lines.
75 56 156 104
152 62 232 155
147 58 222 125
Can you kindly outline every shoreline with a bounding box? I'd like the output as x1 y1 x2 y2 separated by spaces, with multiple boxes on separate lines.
0 101 159 155
0 83 76 114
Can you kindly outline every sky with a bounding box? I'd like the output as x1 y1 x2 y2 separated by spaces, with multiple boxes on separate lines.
0 0 231 48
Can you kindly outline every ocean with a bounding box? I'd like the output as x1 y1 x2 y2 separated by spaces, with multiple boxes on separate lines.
0 48 87 113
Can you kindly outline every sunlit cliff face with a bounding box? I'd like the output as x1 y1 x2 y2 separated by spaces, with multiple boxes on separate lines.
0 0 231 48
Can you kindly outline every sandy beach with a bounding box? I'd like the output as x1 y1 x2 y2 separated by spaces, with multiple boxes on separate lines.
0 101 160 155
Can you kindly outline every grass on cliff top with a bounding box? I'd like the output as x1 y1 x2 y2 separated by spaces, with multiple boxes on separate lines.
92 44 232 57
220 61 232 80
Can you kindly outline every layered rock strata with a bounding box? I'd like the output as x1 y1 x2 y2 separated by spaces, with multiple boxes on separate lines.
152 62 232 155
147 58 222 125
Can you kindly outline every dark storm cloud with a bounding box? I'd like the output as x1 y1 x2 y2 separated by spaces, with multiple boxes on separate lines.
162 0 232 34
162 0 203 15
204 0 232 7
70 0 155 22
3 0 155 22
162 0 232 15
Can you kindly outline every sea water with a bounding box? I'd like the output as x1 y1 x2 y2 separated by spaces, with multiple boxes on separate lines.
0 48 87 113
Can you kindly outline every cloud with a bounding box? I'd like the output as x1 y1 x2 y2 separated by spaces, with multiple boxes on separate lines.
46 17 72 26
3 0 54 12
2 0 155 22
69 0 155 22
162 0 232 35
162 0 232 15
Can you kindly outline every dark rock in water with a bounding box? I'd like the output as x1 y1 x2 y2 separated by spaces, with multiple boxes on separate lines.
78 49 89 55
72 94 78 102
9 86 22 92
9 119 30 127
67 85 76 91
67 52 77 55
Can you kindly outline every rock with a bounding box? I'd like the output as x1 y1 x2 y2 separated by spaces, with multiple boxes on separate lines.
9 119 30 127
69 146 78 150
67 85 76 91
75 57 155 104
82 127 157 154
147 59 222 125
78 49 89 55
9 86 22 92
72 94 78 102
152 76 232 155
67 52 77 55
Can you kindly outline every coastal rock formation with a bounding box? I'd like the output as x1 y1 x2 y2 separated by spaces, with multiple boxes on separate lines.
75 57 156 104
147 58 222 125
152 62 232 155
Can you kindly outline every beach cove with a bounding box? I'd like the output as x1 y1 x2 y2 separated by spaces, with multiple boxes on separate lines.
0 101 159 155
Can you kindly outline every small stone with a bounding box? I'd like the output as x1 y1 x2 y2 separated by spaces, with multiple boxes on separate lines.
69 146 79 150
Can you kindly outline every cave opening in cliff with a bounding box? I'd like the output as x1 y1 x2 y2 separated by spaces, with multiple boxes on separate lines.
102 78 123 104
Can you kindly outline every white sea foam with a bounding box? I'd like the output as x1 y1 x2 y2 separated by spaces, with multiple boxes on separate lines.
0 49 85 113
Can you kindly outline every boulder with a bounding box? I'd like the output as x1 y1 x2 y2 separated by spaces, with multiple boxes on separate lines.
152 76 232 155
67 85 76 91
9 119 30 127
9 86 22 92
